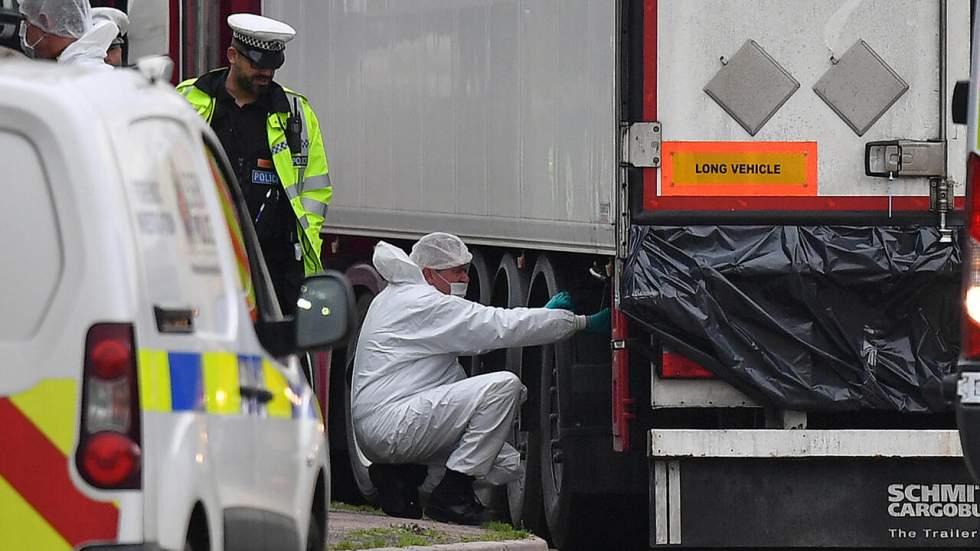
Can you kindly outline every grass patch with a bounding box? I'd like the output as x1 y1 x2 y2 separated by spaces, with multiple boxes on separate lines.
328 519 532 550
469 521 531 542
330 501 382 514
329 523 453 550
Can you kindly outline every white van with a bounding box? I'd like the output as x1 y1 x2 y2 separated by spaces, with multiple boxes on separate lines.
0 58 353 550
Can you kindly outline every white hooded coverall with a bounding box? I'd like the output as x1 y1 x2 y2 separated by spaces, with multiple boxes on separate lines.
19 0 116 70
57 20 117 70
352 242 586 486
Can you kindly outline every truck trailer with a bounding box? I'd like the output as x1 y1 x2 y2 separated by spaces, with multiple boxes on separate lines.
264 0 976 548
102 0 979 548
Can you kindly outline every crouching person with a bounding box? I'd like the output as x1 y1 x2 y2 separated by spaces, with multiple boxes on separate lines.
351 233 609 525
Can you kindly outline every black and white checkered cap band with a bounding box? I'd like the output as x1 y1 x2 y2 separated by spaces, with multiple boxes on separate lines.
233 31 285 52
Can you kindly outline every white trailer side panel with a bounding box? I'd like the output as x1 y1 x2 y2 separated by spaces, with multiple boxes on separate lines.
263 0 618 253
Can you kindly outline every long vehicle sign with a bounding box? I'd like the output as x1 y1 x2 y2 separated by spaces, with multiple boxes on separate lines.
661 141 816 196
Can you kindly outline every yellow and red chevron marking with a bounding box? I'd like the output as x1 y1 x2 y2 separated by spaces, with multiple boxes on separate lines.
0 379 118 550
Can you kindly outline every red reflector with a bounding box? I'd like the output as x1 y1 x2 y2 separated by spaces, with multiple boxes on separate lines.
87 325 134 380
965 318 980 360
81 432 140 487
90 340 131 380
661 351 714 379
970 153 980 242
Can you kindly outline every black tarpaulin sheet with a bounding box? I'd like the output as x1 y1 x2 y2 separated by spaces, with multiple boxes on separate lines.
622 226 961 412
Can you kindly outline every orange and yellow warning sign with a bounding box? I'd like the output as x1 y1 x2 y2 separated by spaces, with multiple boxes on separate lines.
661 141 817 196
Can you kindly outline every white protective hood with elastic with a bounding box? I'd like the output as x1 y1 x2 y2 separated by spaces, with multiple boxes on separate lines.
57 19 116 70
19 0 91 39
351 242 585 482
91 7 129 39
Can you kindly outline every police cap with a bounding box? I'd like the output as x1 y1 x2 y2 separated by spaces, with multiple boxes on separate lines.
228 13 295 70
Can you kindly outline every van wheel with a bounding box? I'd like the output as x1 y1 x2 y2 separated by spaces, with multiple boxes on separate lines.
306 502 325 551
305 518 323 551
307 472 327 551
183 504 209 551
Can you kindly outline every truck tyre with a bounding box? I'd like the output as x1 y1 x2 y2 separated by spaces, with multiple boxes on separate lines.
330 263 385 503
531 253 600 550
343 292 379 503
540 338 587 550
484 252 542 530
530 253 574 547
461 248 495 376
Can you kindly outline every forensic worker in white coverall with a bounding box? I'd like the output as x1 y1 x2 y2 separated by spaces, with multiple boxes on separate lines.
18 0 117 70
351 233 610 525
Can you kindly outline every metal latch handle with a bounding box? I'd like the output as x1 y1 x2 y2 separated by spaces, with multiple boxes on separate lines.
865 140 946 179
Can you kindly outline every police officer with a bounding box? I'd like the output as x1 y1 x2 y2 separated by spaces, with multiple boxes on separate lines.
177 14 332 315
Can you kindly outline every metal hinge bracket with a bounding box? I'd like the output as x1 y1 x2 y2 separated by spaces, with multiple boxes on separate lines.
865 139 946 179
959 372 980 405
621 122 662 168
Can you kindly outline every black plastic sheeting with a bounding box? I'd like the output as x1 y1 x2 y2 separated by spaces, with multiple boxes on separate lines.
622 226 962 412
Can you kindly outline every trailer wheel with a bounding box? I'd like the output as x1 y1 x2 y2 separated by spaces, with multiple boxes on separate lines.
461 249 495 376
479 252 542 530
528 253 575 547
531 253 605 550
342 292 378 504
540 337 588 550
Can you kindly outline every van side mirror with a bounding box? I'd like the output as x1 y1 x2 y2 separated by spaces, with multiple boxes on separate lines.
294 271 355 351
952 80 969 125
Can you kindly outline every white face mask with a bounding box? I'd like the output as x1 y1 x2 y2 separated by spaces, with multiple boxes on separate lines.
19 20 43 59
448 282 468 297
434 271 468 298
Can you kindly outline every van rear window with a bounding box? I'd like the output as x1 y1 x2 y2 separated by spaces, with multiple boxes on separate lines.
0 130 62 341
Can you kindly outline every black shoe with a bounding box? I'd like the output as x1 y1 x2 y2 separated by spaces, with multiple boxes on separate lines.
425 469 496 526
368 463 426 519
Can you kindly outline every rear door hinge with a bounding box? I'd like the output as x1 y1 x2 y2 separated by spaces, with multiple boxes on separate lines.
621 122 662 168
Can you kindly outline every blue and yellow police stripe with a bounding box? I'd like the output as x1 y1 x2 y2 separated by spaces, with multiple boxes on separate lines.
138 349 316 419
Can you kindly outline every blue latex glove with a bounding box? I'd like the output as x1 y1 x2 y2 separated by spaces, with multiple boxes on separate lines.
585 307 611 334
544 290 575 311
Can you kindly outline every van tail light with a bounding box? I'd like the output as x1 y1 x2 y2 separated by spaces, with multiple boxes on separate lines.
660 349 715 379
76 323 141 489
964 154 980 360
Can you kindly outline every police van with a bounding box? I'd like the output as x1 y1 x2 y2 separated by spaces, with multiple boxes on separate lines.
0 58 353 550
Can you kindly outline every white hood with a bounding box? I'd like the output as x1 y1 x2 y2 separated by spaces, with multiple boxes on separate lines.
58 19 116 70
373 241 426 285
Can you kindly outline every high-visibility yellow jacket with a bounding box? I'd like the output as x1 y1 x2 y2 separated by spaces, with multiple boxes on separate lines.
177 69 331 275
